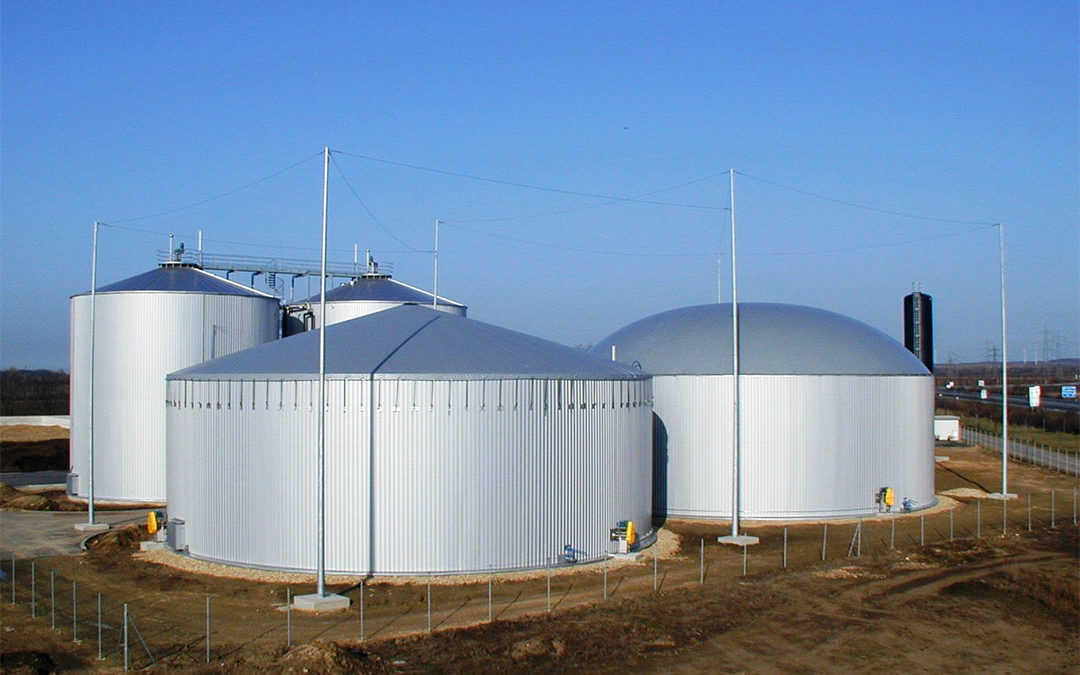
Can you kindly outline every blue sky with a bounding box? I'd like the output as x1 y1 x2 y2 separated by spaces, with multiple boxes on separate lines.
2 2 1077 370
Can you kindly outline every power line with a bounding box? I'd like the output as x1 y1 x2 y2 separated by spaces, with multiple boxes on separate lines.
739 224 994 256
329 154 426 252
105 151 324 224
442 221 716 258
443 218 993 259
452 171 731 224
332 149 727 211
735 171 997 226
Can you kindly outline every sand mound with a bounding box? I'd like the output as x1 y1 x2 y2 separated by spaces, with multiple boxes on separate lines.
86 523 149 553
0 483 84 511
279 640 373 674
941 488 989 499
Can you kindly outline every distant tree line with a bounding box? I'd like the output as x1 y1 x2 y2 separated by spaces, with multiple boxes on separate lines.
935 358 1079 383
0 369 69 415
936 396 1078 435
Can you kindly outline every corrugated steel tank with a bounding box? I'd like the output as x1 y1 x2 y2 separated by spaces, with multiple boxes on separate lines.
283 272 466 336
592 303 935 520
166 305 652 575
69 263 280 503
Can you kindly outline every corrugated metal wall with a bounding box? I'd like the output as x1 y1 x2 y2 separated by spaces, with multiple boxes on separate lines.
653 374 934 520
69 293 279 502
166 376 653 574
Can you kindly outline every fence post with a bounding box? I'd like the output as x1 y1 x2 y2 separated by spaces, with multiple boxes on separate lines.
1073 487 1077 526
426 577 432 632
487 569 492 622
919 516 925 547
602 568 607 600
205 596 210 663
123 603 129 671
977 501 981 538
857 521 862 558
1051 489 1056 528
50 571 55 630
742 544 747 577
286 588 291 648
1002 497 1007 536
1027 494 1032 531
97 593 102 660
72 581 77 642
821 523 828 561
699 538 705 584
546 557 552 612
782 528 788 569
31 561 35 618
653 550 658 591
359 580 365 640
949 510 954 542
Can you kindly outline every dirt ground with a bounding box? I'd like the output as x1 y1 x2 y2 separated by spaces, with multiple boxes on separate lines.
0 425 69 473
1 443 1077 673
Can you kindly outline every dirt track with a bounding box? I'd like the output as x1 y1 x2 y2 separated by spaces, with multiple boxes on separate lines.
1 443 1077 673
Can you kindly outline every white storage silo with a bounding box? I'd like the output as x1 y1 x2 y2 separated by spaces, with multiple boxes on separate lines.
592 303 935 520
69 262 280 503
283 267 465 336
166 304 652 575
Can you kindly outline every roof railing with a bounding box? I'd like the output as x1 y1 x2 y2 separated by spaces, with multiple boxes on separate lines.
156 250 394 279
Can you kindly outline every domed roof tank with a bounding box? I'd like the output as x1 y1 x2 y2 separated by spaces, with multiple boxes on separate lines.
591 303 934 521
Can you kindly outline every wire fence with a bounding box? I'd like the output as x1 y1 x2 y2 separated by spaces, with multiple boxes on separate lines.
4 486 1078 670
963 427 1079 475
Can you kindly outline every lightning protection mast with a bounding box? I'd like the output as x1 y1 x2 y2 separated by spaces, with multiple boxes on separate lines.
75 222 109 533
719 169 758 547
295 146 349 611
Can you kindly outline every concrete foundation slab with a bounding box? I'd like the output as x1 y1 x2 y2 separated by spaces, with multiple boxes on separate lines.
292 593 350 612
74 522 110 533
718 534 760 546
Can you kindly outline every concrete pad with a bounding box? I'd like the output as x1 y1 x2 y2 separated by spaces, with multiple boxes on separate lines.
292 593 350 612
74 522 111 532
718 534 761 546
986 492 1018 500
139 541 167 551
608 551 644 562
0 511 136 558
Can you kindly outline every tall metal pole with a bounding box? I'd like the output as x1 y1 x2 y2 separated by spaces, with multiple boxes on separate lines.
433 219 440 309
729 168 741 538
317 146 330 596
87 221 99 526
998 223 1009 497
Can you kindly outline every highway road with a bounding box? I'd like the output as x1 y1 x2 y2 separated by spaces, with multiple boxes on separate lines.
937 388 1080 413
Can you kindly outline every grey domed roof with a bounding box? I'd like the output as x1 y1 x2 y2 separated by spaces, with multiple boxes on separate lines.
591 303 929 376
77 264 273 298
171 304 644 381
